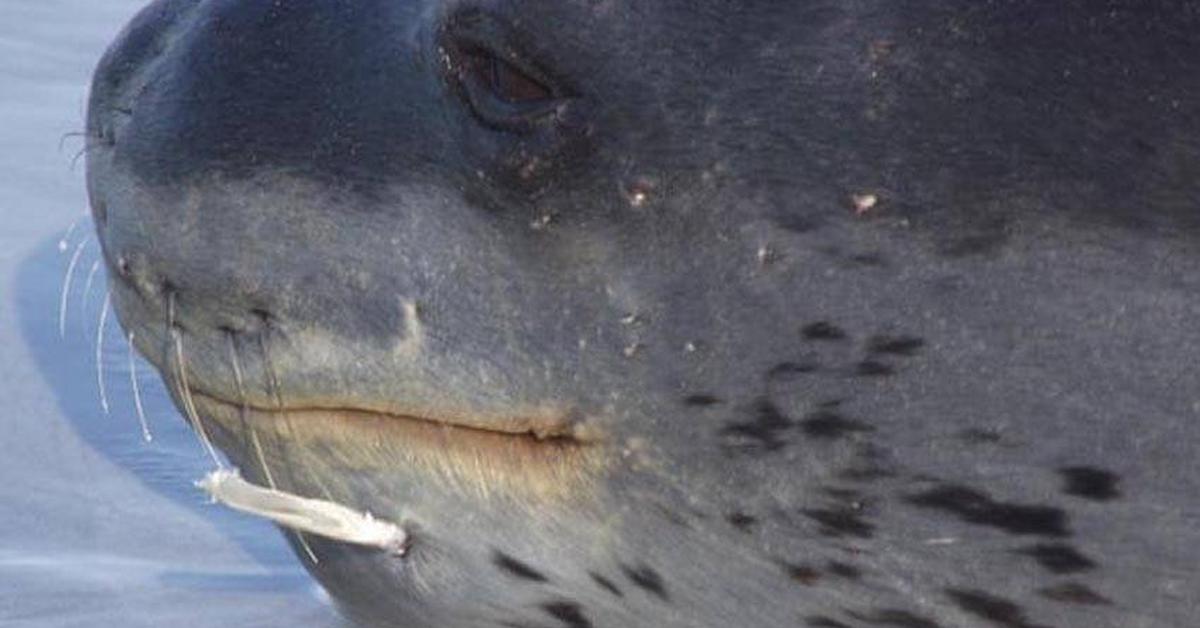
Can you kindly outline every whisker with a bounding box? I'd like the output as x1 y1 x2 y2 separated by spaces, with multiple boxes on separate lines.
167 292 223 468
127 332 152 442
81 258 102 328
58 216 82 252
258 329 320 564
227 332 277 489
95 293 111 415
59 238 88 337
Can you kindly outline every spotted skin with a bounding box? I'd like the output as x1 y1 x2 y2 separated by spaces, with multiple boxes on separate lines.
87 1 1200 627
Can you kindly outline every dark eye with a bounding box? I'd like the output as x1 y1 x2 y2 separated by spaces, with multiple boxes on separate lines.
440 12 571 131
461 47 553 104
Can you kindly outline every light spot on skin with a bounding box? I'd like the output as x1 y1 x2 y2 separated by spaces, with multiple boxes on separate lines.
393 299 424 357
851 193 879 215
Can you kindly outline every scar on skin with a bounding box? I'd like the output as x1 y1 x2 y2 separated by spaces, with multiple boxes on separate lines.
197 469 409 555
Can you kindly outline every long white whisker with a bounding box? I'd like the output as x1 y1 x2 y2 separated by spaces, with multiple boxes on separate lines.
59 238 88 337
258 330 320 564
81 258 102 328
127 332 152 442
58 217 81 252
173 328 223 469
95 293 111 415
227 333 277 489
167 292 223 469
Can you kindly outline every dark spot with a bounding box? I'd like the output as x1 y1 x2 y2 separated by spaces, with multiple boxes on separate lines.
540 601 593 628
867 335 926 357
768 360 820 378
783 562 823 585
855 360 895 377
906 484 1070 537
849 252 887 267
822 487 866 502
1057 466 1121 501
804 508 875 539
587 572 623 597
945 589 1049 628
775 215 819 233
940 229 1010 259
826 561 863 579
726 512 759 532
1014 543 1097 574
959 428 1003 444
1038 582 1112 606
803 321 847 341
720 399 793 452
492 550 549 583
806 617 854 628
683 393 723 407
801 410 875 439
849 609 943 628
621 563 669 602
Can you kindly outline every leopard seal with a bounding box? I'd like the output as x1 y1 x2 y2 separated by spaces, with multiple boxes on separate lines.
85 1 1200 627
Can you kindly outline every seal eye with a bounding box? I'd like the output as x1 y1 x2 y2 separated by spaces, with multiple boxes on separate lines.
441 12 570 131
462 47 553 105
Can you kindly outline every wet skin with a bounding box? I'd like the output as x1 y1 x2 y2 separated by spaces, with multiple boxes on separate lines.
86 1 1200 627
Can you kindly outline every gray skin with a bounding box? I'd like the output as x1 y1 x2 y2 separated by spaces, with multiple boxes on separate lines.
85 1 1200 627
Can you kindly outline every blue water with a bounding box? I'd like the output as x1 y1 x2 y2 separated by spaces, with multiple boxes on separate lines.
0 3 340 626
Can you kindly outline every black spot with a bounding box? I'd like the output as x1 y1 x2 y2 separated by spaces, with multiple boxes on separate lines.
803 321 848 341
492 550 549 583
1038 582 1112 606
958 428 1003 444
540 601 593 628
906 484 1070 537
783 562 823 585
1058 466 1121 501
621 563 669 602
806 617 853 628
801 410 874 439
588 572 623 597
826 561 863 579
1015 543 1097 574
775 215 819 234
768 360 820 378
849 609 943 628
721 399 793 452
867 335 926 357
726 512 759 532
683 394 723 407
804 508 875 539
849 252 887 267
855 360 895 377
945 589 1049 628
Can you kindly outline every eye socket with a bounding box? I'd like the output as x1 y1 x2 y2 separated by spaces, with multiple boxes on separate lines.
440 12 572 131
460 47 553 105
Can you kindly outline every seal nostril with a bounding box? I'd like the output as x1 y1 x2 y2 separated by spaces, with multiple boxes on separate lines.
115 254 131 277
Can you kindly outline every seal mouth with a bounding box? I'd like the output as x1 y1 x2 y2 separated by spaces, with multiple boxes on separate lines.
183 389 607 503
188 389 601 445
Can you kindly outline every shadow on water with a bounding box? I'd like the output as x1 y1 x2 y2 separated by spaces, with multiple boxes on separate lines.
16 232 324 598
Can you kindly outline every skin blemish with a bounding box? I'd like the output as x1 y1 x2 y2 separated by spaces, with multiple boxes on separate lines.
588 571 623 597
906 484 1070 537
493 550 550 582
620 562 669 602
867 335 926 357
1038 582 1112 606
725 512 759 532
803 321 848 341
945 589 1047 628
782 562 823 586
1057 466 1121 501
540 600 594 628
1014 543 1097 574
800 410 875 440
